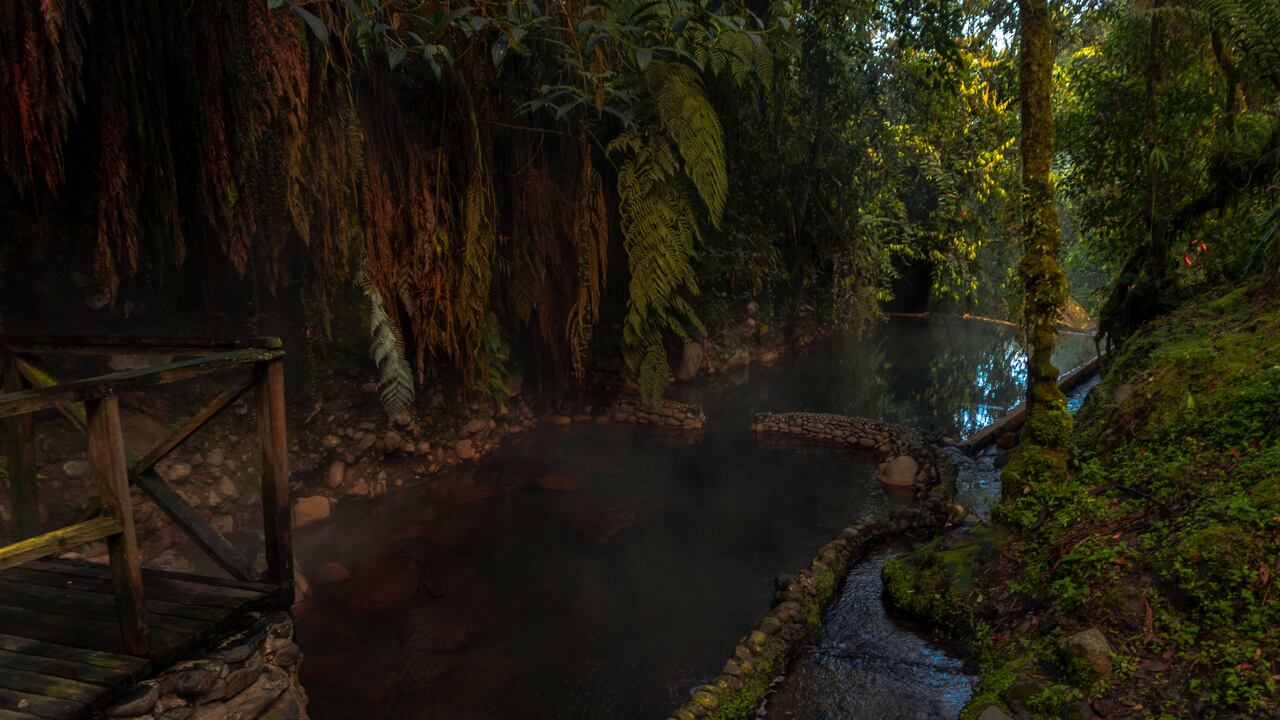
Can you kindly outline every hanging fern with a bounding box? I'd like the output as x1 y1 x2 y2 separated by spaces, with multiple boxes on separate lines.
356 269 415 419
647 61 728 227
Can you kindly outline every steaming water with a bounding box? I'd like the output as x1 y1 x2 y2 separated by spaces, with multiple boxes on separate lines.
293 319 1095 719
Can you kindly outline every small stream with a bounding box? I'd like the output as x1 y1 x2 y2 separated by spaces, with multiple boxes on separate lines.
293 319 1096 719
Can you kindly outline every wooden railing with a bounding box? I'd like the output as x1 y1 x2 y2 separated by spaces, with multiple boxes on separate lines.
0 336 294 656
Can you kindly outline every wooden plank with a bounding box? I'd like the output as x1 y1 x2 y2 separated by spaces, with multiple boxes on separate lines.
86 398 150 657
0 687 81 720
0 667 102 703
963 353 1106 452
0 706 44 720
0 335 283 355
0 517 121 572
10 356 85 432
0 635 145 674
0 579 214 635
0 348 284 419
0 607 184 664
24 561 267 600
129 471 258 581
131 378 252 476
0 650 131 686
1 358 38 541
255 359 293 585
7 566 251 610
0 575 227 623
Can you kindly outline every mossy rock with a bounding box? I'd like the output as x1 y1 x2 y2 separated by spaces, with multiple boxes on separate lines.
883 524 1011 630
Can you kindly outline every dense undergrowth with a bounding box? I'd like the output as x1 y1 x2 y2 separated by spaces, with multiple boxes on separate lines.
885 283 1280 718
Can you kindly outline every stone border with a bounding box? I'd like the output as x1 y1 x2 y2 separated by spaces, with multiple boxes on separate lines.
666 414 954 719
608 397 706 430
751 412 946 500
95 612 307 720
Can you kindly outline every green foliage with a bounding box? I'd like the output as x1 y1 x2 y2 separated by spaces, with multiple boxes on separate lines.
356 270 415 419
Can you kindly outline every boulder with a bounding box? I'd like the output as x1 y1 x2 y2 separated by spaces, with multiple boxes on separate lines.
877 455 919 487
310 562 352 584
455 439 477 460
674 342 705 382
325 461 346 489
977 706 1013 720
462 418 489 436
162 462 193 482
62 459 91 479
293 496 331 527
1061 627 1114 677
205 448 225 467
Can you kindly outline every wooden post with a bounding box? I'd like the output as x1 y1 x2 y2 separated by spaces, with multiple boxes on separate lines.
2 355 38 541
86 396 150 656
255 359 292 585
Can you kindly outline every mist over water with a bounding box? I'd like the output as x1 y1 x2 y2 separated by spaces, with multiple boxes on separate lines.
294 319 1095 719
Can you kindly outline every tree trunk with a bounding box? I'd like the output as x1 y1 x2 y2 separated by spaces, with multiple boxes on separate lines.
1005 0 1071 502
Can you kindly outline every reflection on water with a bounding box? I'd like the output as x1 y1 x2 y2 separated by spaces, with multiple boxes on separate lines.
294 319 1095 720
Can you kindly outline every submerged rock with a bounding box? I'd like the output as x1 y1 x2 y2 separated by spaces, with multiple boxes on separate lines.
877 455 919 487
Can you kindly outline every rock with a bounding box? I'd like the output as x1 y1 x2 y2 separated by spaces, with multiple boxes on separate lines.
260 694 300 720
311 562 352 584
191 667 285 720
1061 627 1114 677
455 439 476 460
746 300 759 318
205 448 225 467
325 461 346 489
547 414 572 425
221 663 262 698
322 434 342 449
62 459 91 479
1003 674 1047 717
462 418 489 435
416 440 431 454
674 342 705 382
383 430 401 451
356 433 377 453
103 684 159 717
173 660 226 699
215 476 238 501
877 455 919 487
977 706 1013 720
210 626 265 664
760 350 780 365
293 496 331 527
271 642 301 669
164 462 193 482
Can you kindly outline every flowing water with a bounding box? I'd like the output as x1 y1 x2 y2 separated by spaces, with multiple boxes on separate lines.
294 319 1096 720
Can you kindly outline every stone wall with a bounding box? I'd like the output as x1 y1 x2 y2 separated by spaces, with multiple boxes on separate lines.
608 397 706 430
95 613 307 720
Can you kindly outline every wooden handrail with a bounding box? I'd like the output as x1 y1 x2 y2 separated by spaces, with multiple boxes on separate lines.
0 336 295 656
0 348 283 418
0 517 122 571
0 335 283 355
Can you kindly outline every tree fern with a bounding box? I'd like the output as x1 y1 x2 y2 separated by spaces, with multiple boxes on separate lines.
1197 0 1280 82
356 269 415 419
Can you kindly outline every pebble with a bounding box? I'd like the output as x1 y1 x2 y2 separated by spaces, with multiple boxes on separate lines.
62 459 91 478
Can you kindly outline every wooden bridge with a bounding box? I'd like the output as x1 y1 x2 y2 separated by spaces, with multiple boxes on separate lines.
0 336 295 719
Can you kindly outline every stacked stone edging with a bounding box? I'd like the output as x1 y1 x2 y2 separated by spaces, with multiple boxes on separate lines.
95 613 307 720
609 397 706 430
751 411 946 500
666 414 955 720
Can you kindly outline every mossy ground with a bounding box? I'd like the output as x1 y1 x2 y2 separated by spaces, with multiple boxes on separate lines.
885 283 1280 718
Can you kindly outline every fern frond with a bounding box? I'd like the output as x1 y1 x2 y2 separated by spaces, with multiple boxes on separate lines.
1198 0 1280 82
647 61 728 227
356 269 415 419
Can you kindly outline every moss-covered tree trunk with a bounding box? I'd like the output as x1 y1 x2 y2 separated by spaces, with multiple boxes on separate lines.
1004 0 1071 505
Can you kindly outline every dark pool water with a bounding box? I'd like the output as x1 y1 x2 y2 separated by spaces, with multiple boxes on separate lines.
294 319 1095 720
